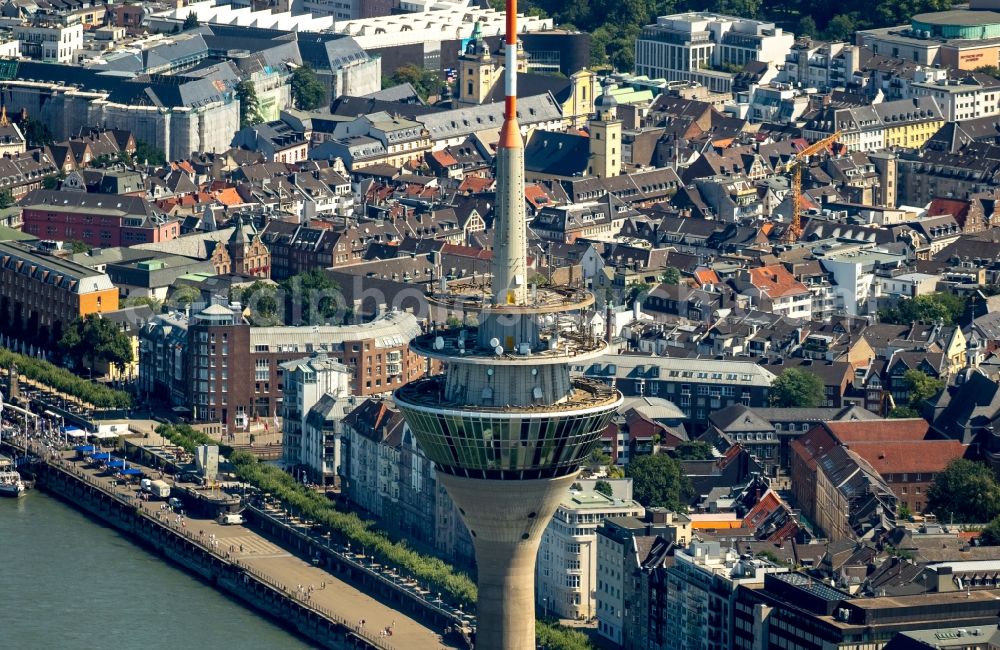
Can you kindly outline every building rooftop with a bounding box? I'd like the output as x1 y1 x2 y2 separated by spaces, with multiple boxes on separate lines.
0 240 115 294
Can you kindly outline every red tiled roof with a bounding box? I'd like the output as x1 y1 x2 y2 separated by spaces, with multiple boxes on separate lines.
693 268 720 286
846 440 967 475
441 243 492 260
214 188 243 207
524 183 550 209
429 149 459 167
458 176 493 193
926 197 971 227
824 419 931 443
748 264 808 298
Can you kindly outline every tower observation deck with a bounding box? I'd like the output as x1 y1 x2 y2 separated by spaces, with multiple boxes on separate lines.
393 4 622 648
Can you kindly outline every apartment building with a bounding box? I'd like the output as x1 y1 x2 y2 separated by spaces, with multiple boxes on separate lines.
20 189 180 248
139 305 424 430
596 509 692 646
15 21 82 63
666 541 788 650
580 355 775 429
281 353 353 485
0 240 119 347
536 486 644 621
635 13 794 93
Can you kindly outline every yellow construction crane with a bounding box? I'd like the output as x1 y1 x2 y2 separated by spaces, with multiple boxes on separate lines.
781 131 841 243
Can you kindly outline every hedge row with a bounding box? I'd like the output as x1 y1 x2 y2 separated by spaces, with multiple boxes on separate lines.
156 424 476 606
0 347 132 409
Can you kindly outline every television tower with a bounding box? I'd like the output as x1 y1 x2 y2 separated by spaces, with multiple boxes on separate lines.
394 2 623 648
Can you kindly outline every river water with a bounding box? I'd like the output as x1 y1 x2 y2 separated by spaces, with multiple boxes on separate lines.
0 490 313 649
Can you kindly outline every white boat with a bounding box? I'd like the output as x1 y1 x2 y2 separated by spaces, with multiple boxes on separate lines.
0 455 25 498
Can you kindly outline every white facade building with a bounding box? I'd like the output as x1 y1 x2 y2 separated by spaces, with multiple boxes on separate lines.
906 67 1000 122
635 13 794 93
818 246 908 316
14 22 82 63
666 541 788 650
536 485 643 621
281 353 353 482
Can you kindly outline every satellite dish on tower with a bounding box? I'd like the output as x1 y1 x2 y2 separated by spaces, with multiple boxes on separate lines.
494 345 504 356
489 337 500 348
433 337 445 351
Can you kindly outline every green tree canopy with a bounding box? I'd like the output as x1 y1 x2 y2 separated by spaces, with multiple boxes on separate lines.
280 269 344 325
901 369 944 410
235 81 264 128
291 65 325 111
625 453 691 510
237 281 280 325
386 64 443 102
671 441 714 461
22 118 53 147
594 480 614 497
134 140 167 166
626 282 651 307
770 368 825 408
878 292 967 326
927 459 1000 524
59 314 133 375
660 267 681 285
980 514 1000 546
168 285 201 310
182 13 199 30
888 406 920 419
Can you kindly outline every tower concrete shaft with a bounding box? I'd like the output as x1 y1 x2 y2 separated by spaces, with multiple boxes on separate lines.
439 472 579 650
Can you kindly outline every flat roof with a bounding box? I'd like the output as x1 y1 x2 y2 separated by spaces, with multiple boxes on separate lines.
913 9 1000 26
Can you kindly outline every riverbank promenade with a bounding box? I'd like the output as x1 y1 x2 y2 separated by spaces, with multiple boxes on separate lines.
12 436 459 650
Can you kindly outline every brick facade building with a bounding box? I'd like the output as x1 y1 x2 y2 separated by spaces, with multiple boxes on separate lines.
140 305 425 430
20 189 180 247
0 240 119 346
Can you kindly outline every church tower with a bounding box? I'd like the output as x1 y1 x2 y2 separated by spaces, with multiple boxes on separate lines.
588 86 622 179
458 21 498 106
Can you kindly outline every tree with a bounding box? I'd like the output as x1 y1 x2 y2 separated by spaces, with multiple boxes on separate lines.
237 281 279 324
586 448 612 473
594 480 614 498
235 81 264 128
607 464 625 479
66 240 90 254
169 285 201 310
182 13 199 30
133 140 166 166
901 369 944 410
59 315 133 376
770 368 825 408
823 14 858 41
291 65 325 111
23 118 53 147
927 459 1000 523
976 65 1000 78
897 503 912 520
280 269 344 325
0 189 13 209
671 441 714 461
796 16 819 37
878 292 967 326
980 514 1000 546
660 267 681 285
387 64 442 102
625 453 691 510
121 296 163 313
888 406 920 419
626 282 651 307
